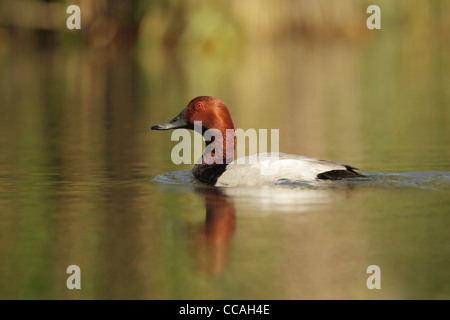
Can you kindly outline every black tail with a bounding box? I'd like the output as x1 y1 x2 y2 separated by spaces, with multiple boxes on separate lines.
317 166 363 180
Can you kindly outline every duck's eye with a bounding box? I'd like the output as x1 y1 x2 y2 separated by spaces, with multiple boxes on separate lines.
195 103 203 110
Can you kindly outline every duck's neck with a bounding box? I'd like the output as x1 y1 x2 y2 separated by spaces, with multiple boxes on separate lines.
201 128 235 165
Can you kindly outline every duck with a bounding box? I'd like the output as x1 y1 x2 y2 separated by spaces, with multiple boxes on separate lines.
151 96 363 187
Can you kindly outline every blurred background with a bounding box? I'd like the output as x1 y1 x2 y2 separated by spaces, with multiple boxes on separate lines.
0 0 449 299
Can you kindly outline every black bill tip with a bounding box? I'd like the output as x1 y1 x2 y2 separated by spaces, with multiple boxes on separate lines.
151 108 188 131
151 124 168 130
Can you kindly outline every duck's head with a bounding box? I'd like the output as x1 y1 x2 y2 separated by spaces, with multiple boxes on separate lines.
151 96 234 134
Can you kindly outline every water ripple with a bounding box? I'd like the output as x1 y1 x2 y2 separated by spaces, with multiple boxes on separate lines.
153 170 450 191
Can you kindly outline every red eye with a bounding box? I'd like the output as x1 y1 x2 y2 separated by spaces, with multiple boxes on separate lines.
195 103 203 110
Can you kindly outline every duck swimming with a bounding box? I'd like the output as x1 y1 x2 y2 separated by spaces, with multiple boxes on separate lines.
151 96 363 187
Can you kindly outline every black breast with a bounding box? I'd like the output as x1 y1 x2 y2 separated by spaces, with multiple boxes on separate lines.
193 164 228 185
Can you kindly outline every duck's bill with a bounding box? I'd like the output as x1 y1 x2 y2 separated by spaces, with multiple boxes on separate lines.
151 109 187 130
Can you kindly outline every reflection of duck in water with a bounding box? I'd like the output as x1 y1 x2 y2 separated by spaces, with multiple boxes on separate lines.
154 172 352 274
195 187 236 274
152 96 363 187
192 184 347 273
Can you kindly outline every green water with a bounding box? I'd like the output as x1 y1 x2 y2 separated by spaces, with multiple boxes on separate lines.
1 17 450 299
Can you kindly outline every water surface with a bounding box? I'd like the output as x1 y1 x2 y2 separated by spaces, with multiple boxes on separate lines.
1 2 449 299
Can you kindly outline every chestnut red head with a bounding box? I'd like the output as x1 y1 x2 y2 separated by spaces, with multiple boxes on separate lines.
151 96 234 134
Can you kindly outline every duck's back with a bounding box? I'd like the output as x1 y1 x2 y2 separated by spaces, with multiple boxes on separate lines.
215 153 362 187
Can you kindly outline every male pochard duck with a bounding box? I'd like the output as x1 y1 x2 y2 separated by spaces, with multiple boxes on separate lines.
151 96 363 187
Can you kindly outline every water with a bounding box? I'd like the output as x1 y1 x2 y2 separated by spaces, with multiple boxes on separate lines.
153 170 450 299
155 169 450 190
1 7 450 299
